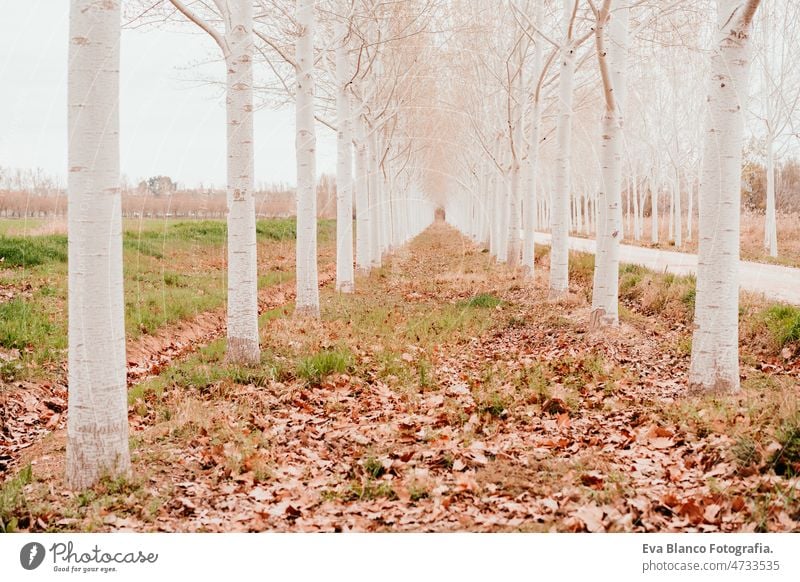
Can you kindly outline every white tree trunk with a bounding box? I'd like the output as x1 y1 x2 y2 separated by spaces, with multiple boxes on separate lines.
295 0 320 317
569 192 581 233
632 173 641 240
591 113 623 325
334 19 354 292
488 165 498 256
591 0 628 327
479 162 491 245
690 0 759 394
67 0 130 489
225 0 260 362
390 172 402 249
393 173 405 247
381 156 393 254
507 56 524 268
354 115 370 273
625 176 631 238
764 134 778 256
549 8 576 295
522 78 540 277
667 179 675 242
507 157 521 267
761 3 778 258
400 180 410 244
497 162 510 263
687 174 693 241
581 193 587 233
650 176 659 244
674 171 682 247
367 126 382 268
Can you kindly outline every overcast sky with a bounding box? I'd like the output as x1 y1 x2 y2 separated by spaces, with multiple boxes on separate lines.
0 1 336 189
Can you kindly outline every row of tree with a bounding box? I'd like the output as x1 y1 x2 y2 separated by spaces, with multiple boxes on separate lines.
444 0 796 259
65 0 779 488
66 0 437 488
443 0 763 393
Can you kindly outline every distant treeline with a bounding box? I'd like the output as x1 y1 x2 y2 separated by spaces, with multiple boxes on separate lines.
0 175 338 219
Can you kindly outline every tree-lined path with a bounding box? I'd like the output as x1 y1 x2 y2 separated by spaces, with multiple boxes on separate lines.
7 222 799 532
3 0 800 535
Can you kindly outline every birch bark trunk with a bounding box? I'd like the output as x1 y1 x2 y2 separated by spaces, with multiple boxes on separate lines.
66 0 130 489
650 175 659 244
764 134 778 256
225 0 260 359
668 177 675 242
507 54 524 268
354 115 370 273
381 155 393 254
523 107 540 274
690 0 760 394
368 126 382 268
295 0 320 317
479 162 491 245
497 153 510 263
685 174 693 241
591 0 627 327
633 173 641 240
761 5 778 257
549 0 576 295
626 176 632 238
522 0 542 278
334 18 354 292
488 160 498 257
674 171 682 247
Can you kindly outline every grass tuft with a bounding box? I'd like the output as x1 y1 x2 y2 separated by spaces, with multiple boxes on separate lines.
730 436 760 468
347 480 396 501
362 456 386 479
770 420 800 476
465 293 502 309
479 392 508 417
296 348 353 385
0 464 32 532
763 305 800 348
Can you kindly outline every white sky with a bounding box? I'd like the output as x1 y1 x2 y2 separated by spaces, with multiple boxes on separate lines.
0 1 336 189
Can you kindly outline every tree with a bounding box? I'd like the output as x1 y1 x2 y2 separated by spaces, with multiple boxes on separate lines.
549 0 591 296
753 1 800 257
166 0 261 363
590 0 629 328
689 0 762 394
354 114 371 274
506 40 527 268
66 0 131 489
139 175 177 196
295 0 321 317
334 9 355 293
521 0 548 279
